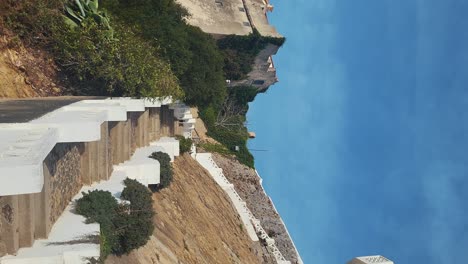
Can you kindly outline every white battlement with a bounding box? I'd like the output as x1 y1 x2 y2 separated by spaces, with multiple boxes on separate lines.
0 136 182 264
104 97 146 112
0 97 176 196
150 137 180 161
64 101 128 121
31 108 108 142
114 144 170 186
0 124 58 196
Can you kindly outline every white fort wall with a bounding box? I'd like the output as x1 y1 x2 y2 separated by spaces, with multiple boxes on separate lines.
1 136 182 264
0 97 193 196
0 97 195 260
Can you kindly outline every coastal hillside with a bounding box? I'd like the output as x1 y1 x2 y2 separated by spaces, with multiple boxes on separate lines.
106 154 273 264
0 0 299 263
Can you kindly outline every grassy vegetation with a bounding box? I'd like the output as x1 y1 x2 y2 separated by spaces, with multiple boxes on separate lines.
175 135 193 154
198 142 234 156
1 0 183 98
199 86 259 167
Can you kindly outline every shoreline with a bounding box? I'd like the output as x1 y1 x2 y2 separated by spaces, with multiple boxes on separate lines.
211 153 301 264
254 170 304 264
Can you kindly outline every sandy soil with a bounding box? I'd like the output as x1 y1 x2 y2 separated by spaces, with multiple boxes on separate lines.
0 34 62 98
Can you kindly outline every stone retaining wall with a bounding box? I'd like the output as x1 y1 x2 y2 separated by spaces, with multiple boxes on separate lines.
0 105 178 257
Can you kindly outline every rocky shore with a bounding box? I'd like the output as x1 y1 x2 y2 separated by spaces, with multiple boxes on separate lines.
211 153 301 264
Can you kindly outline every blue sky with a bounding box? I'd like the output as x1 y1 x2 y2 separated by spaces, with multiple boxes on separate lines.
247 1 468 263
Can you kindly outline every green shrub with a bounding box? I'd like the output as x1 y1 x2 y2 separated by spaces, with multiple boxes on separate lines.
75 190 120 259
102 0 227 108
1 0 183 99
149 151 173 190
198 86 258 167
75 179 155 259
199 106 217 128
117 179 155 254
198 142 233 156
75 190 119 223
175 135 192 154
206 125 254 168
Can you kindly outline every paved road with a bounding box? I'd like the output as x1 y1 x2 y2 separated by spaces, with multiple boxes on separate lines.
0 96 104 123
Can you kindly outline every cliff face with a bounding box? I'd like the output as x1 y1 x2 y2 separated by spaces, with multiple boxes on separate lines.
106 154 269 264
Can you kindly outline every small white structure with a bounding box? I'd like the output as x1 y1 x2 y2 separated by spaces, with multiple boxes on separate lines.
170 103 195 138
0 124 58 196
348 255 394 264
150 137 180 162
114 144 169 186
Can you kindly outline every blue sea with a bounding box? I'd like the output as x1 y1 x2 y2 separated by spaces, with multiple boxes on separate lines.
247 1 468 263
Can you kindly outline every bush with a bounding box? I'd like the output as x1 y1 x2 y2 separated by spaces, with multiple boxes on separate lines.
198 142 233 156
75 179 155 259
117 179 155 254
75 190 119 223
176 135 192 154
149 151 173 190
1 0 184 99
75 190 120 259
102 0 227 108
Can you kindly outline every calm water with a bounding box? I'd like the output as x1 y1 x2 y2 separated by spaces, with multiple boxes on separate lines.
247 1 468 263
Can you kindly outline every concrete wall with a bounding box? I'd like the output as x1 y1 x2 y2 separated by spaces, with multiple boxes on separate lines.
0 104 178 257
176 0 252 36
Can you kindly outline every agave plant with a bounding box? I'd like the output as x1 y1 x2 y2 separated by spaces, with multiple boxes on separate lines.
63 0 113 37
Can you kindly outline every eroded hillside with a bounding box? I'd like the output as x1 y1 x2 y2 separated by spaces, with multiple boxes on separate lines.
0 31 62 98
107 154 272 264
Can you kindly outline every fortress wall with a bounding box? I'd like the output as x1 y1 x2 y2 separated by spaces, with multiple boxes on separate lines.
129 112 140 154
45 143 83 231
0 101 180 257
0 196 18 255
149 108 161 141
161 105 177 137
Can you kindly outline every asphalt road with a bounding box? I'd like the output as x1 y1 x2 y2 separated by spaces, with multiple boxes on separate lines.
0 96 104 123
